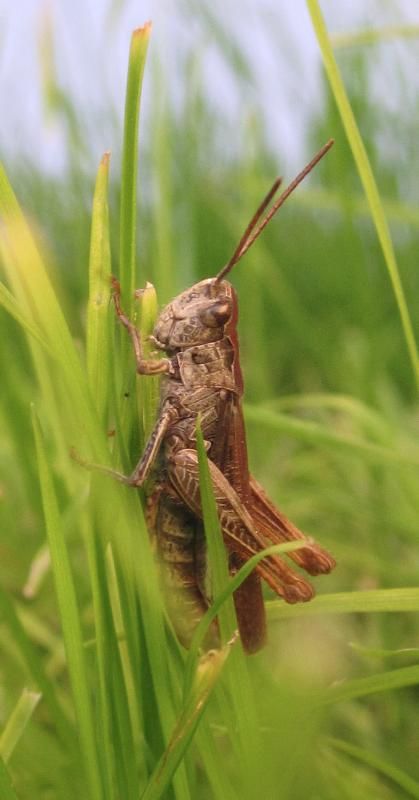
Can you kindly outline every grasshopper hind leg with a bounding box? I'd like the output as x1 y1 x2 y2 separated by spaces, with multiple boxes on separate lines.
167 448 321 652
248 476 336 575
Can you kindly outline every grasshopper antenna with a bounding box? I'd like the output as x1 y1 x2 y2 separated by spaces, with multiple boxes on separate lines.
215 176 283 282
215 138 334 283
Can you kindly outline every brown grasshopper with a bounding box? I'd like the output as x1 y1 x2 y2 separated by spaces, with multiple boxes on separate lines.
89 140 336 653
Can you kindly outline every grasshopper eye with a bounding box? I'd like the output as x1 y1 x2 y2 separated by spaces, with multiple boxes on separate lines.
199 301 231 328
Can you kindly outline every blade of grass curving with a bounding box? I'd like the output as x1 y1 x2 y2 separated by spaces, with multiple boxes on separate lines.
87 151 112 425
0 162 107 465
1 161 125 796
0 166 85 378
350 643 419 660
141 641 234 800
0 587 74 745
330 24 419 50
32 408 103 800
267 587 419 620
0 758 18 800
120 22 152 304
0 159 141 643
244 404 419 467
327 737 419 799
0 282 53 355
184 541 305 690
291 185 419 226
323 663 419 705
307 0 419 390
182 538 305 797
0 689 41 764
274 393 391 435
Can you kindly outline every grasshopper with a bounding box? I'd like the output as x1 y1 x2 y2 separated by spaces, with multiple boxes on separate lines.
89 140 336 653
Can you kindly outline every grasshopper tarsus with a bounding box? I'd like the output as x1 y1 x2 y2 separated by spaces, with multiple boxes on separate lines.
70 447 136 485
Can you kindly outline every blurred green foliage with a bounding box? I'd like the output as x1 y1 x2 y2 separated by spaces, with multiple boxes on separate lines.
1 5 419 799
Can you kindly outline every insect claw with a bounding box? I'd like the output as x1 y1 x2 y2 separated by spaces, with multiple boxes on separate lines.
110 275 121 293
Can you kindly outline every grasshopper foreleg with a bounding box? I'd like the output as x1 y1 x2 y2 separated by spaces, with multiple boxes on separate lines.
111 277 171 376
72 404 177 486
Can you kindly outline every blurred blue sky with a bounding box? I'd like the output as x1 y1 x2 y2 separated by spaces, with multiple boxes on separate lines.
0 0 417 174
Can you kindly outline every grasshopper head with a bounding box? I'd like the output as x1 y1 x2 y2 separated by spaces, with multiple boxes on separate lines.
152 278 235 352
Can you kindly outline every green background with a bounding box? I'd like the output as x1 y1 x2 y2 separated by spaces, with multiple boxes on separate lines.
1 3 419 798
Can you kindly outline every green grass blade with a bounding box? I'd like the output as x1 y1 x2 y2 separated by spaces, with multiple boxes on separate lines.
194 421 267 796
185 541 304 688
350 643 419 660
0 757 19 800
293 185 419 226
324 664 419 705
87 151 112 424
120 22 152 303
137 283 160 441
22 545 51 600
0 162 104 464
32 408 103 800
0 689 41 764
330 24 419 49
193 424 299 798
245 404 419 467
327 737 419 799
307 0 419 390
267 587 419 620
105 543 143 755
0 165 84 376
0 281 53 355
141 642 234 800
0 587 74 745
184 541 304 800
80 512 119 800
